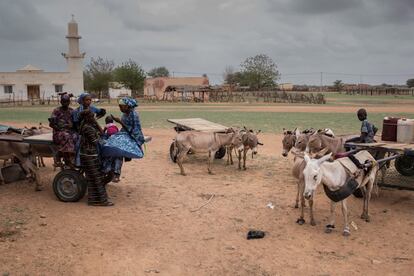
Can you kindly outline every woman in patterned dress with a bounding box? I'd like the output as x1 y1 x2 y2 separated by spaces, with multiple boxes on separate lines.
101 97 144 159
79 110 113 206
49 93 77 167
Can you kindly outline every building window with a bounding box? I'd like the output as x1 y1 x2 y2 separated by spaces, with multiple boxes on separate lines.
55 85 63 93
4 85 13 94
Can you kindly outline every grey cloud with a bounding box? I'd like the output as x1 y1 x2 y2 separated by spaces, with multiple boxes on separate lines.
0 0 59 42
100 0 184 32
283 0 361 14
0 0 413 85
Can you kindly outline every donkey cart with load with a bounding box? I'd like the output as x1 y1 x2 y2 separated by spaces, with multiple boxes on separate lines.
167 118 229 162
0 132 152 202
345 141 414 191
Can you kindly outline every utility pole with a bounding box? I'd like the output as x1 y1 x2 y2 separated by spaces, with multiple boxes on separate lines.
359 74 363 94
320 72 323 92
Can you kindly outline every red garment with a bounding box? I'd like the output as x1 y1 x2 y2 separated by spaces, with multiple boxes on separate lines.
105 123 119 136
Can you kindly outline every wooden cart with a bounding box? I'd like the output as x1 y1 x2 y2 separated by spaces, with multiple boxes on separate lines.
0 132 152 202
167 118 229 162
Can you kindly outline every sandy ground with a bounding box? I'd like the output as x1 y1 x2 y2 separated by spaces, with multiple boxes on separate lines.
1 128 413 275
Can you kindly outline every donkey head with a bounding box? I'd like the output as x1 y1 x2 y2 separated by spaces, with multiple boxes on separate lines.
282 128 297 157
303 153 332 199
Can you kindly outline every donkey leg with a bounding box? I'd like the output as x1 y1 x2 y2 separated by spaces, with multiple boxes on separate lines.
294 181 300 208
325 201 336 233
238 150 242 170
177 150 188 176
309 198 316 226
296 182 306 225
362 182 373 222
341 199 350 236
360 186 369 221
242 149 247 170
208 151 215 174
229 147 234 165
226 147 230 165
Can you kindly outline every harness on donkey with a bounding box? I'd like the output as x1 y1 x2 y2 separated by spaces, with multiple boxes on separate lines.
323 150 377 202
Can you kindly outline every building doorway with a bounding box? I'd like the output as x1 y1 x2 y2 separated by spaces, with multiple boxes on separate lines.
27 85 40 99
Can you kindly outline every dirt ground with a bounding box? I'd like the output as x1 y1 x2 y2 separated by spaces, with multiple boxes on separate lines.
1 128 413 275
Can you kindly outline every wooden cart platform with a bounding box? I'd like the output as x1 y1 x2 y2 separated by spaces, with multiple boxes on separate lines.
167 118 228 133
345 141 414 155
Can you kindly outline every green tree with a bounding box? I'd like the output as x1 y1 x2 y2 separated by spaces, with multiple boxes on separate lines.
113 60 146 97
406 78 414 88
147 66 170 78
333 80 344 91
84 57 114 98
240 54 280 89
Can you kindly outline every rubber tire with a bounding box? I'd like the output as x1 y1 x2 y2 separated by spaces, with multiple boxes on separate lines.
215 147 226 159
169 142 177 163
353 188 364 198
53 169 87 202
395 155 414 176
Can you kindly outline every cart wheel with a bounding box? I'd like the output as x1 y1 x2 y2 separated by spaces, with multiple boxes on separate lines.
215 147 226 159
395 156 414 176
169 142 177 163
53 169 87 202
353 188 364 198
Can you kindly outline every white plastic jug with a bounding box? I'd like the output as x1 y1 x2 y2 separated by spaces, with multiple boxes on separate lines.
397 118 414 143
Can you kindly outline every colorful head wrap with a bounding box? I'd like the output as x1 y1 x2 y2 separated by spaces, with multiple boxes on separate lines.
77 92 91 104
118 97 138 108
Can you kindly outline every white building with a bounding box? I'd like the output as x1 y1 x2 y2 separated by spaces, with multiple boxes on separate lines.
108 82 132 99
0 16 85 101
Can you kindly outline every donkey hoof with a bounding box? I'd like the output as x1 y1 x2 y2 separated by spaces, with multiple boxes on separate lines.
325 224 335 233
343 229 351 236
35 186 43 192
310 220 316 226
361 214 371 222
296 218 305 225
243 167 247 171
294 204 299 209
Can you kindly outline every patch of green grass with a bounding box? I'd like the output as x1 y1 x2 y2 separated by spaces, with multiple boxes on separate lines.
1 103 413 134
138 110 414 134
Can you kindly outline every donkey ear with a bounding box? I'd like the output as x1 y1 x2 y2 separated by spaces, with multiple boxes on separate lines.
283 128 287 135
317 153 333 165
304 154 311 163
256 130 261 135
295 128 301 137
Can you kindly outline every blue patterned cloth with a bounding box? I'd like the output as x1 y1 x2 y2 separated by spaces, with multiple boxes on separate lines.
101 110 144 159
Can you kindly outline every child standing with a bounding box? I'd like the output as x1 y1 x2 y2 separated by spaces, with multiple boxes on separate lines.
103 116 123 182
104 116 119 138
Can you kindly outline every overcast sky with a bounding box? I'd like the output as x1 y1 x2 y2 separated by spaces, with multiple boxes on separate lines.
1 0 413 85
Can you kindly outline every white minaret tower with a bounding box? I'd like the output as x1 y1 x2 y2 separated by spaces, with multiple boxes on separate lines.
62 15 85 94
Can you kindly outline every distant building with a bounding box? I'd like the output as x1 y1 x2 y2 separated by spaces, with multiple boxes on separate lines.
108 82 132 99
144 77 209 100
0 16 85 101
279 83 293 91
